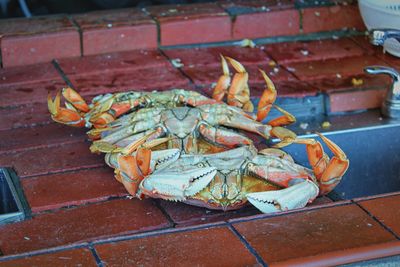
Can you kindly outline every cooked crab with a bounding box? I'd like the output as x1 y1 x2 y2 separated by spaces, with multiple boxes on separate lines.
105 134 349 213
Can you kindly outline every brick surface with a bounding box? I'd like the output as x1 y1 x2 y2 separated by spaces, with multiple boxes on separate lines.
233 9 300 40
147 3 231 46
358 194 400 237
0 62 60 87
0 80 67 108
0 248 97 267
0 103 52 131
329 88 386 113
0 199 170 255
57 49 170 76
164 46 272 66
284 55 388 81
301 5 365 34
73 9 157 55
265 38 367 64
233 204 396 265
0 142 104 178
95 226 259 266
0 124 86 154
22 167 127 213
0 16 80 67
67 66 190 97
159 200 259 227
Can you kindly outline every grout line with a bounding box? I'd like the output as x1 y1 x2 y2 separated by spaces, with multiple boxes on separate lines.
0 243 89 263
228 224 267 267
69 15 84 57
152 199 177 228
354 201 400 240
19 162 105 179
88 245 104 267
0 139 85 156
51 59 76 89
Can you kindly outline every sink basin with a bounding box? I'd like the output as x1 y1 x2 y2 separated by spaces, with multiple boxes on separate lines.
277 110 400 200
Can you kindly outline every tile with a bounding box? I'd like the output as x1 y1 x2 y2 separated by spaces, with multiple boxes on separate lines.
0 103 52 131
284 55 388 81
0 80 66 108
22 167 127 213
265 37 367 64
147 3 231 46
68 66 190 97
0 199 170 255
0 16 80 67
0 124 86 154
57 49 170 76
95 226 259 266
0 62 60 87
159 200 259 227
0 142 104 178
358 194 400 237
0 248 97 267
233 204 396 265
232 9 300 40
301 5 365 34
73 9 157 55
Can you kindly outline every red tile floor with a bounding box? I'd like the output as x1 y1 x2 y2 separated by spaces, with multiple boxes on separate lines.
0 36 400 266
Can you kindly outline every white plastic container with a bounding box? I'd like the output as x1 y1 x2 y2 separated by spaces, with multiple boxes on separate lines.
358 0 400 57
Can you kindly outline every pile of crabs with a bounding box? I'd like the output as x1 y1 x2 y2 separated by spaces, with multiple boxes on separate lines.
48 57 349 214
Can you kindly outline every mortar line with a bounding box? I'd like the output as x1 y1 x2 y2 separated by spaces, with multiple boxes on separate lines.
51 59 76 89
228 224 267 266
88 244 104 267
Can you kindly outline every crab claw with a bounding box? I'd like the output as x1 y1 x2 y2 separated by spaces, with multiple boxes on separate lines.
47 90 86 127
247 180 319 214
139 167 217 201
212 55 231 102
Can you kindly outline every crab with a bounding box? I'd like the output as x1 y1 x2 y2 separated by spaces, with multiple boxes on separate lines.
47 56 295 137
105 134 349 213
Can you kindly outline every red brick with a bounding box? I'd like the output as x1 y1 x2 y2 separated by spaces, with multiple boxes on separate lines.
308 74 391 113
95 226 259 266
164 45 271 67
0 142 103 178
265 37 368 64
0 16 80 67
0 199 170 255
0 124 86 154
73 9 157 56
284 55 388 81
57 49 170 77
233 9 300 40
22 167 127 213
68 66 190 97
0 80 66 108
159 200 259 227
0 103 52 131
147 3 231 46
183 62 295 87
0 62 60 87
233 204 397 265
0 248 97 267
358 194 400 237
302 5 365 34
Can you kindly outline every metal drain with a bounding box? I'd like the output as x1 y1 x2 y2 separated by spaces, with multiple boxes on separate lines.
0 168 30 225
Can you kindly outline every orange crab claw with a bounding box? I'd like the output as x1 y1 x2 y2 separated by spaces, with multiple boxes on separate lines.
61 87 89 113
212 55 231 102
113 147 152 196
225 57 254 113
294 133 349 195
257 69 276 122
47 91 86 127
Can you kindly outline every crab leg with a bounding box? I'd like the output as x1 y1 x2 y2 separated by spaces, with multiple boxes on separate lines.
212 55 231 102
270 126 297 148
293 133 349 195
225 57 254 112
198 123 253 148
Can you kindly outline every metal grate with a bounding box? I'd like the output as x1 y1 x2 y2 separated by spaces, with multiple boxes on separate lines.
0 168 30 225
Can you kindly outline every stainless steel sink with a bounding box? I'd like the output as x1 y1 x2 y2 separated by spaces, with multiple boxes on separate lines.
276 110 400 200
